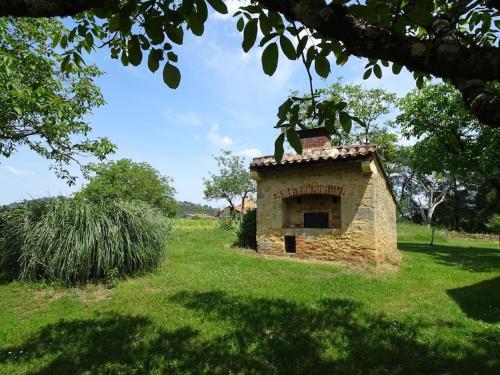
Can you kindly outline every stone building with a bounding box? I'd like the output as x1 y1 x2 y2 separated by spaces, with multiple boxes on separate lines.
249 127 399 266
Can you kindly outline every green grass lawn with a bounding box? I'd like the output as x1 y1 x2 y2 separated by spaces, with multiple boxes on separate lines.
1 221 499 374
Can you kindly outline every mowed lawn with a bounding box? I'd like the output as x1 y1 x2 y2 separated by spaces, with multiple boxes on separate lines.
0 221 499 374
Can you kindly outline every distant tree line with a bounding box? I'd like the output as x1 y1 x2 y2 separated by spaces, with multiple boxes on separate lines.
177 201 219 217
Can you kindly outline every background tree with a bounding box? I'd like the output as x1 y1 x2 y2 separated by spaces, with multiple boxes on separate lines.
397 83 500 192
290 82 398 163
411 172 452 228
177 201 219 217
76 159 177 216
486 214 500 245
395 83 500 232
203 150 256 216
0 18 115 183
0 0 498 150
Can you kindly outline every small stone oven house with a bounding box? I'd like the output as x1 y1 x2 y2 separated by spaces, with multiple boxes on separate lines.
250 128 399 266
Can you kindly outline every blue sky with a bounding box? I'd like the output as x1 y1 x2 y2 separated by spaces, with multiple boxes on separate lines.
0 2 417 207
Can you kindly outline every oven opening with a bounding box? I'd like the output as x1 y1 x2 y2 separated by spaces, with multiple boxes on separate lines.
304 212 329 228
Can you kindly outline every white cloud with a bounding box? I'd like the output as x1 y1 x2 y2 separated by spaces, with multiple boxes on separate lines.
4 165 34 176
238 148 262 158
176 112 203 126
208 124 233 147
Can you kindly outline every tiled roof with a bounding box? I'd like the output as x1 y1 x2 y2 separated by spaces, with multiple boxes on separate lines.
250 145 377 168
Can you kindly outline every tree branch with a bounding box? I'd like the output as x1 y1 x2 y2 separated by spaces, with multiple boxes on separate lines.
451 79 500 126
256 0 499 82
256 0 500 127
0 0 107 17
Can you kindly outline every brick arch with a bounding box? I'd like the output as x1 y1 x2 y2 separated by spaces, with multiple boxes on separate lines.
273 184 346 199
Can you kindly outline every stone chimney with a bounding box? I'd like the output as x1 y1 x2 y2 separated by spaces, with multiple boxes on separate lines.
297 127 331 150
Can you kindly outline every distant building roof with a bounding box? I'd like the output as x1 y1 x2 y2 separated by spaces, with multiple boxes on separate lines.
217 199 256 216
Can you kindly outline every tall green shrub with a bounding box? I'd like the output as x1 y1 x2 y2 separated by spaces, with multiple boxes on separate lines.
0 199 172 284
76 159 178 216
235 209 257 249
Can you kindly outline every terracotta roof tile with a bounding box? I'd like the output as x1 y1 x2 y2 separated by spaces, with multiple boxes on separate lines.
250 145 377 168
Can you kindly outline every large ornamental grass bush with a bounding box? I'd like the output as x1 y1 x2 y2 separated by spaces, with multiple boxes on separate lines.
0 198 172 284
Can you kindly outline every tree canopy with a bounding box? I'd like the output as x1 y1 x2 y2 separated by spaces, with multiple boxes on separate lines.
76 158 177 216
0 17 115 183
397 83 500 191
0 0 498 158
203 150 256 214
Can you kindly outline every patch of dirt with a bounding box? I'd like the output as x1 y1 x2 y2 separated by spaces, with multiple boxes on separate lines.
76 287 112 302
32 289 67 302
32 285 112 303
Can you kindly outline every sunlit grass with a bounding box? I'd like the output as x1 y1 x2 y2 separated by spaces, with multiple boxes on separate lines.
0 221 498 374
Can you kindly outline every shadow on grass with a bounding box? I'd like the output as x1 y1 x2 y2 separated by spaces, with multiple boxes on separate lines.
2 291 499 374
447 276 500 324
399 242 500 272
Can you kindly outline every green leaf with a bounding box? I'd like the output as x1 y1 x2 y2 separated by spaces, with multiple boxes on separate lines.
118 15 132 34
187 9 205 36
262 42 279 76
339 111 352 132
315 55 330 78
148 49 162 73
363 68 372 80
277 98 292 119
51 33 61 48
305 47 316 68
236 17 244 32
242 19 258 52
181 0 195 15
145 16 164 44
259 13 272 35
336 51 348 65
280 36 296 60
163 62 181 89
373 64 382 79
206 0 228 14
336 101 347 111
392 63 403 75
166 27 184 45
60 35 68 49
325 117 336 133
274 133 285 162
195 0 208 23
286 128 303 154
406 7 432 26
120 51 128 66
61 54 72 72
167 51 178 62
259 32 278 47
268 11 283 29
416 75 424 89
128 36 142 66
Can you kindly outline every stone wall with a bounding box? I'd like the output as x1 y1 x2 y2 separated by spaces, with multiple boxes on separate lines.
254 159 398 266
373 159 400 265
